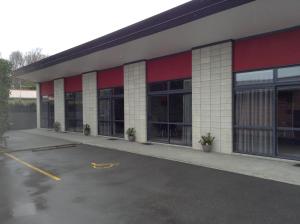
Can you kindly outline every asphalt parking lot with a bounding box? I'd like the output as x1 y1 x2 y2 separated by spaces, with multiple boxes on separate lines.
1 143 300 224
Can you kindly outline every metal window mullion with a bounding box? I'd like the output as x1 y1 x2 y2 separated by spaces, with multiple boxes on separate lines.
167 91 170 144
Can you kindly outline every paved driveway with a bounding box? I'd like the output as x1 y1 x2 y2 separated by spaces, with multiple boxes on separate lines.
0 142 300 223
5 131 74 151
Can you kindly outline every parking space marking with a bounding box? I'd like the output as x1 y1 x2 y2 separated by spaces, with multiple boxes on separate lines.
3 152 61 181
91 162 119 169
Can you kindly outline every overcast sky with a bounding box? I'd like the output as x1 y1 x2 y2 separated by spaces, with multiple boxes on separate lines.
0 0 189 59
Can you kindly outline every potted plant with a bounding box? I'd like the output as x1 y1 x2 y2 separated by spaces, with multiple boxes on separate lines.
126 128 136 142
53 121 61 132
83 124 91 136
199 133 215 152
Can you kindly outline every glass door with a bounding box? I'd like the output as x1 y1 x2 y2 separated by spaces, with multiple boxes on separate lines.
277 87 300 159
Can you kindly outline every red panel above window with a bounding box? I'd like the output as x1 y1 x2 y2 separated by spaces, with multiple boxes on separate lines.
234 28 300 72
64 75 82 93
97 66 124 89
147 51 192 83
40 81 54 96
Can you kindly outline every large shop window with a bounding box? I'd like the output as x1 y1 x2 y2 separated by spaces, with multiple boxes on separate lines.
98 87 124 137
65 92 83 132
235 88 274 156
41 95 54 129
234 65 300 159
148 79 192 146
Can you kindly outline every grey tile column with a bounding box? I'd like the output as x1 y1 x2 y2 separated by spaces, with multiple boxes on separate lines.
124 61 147 142
82 72 98 136
54 79 65 132
36 83 41 128
192 42 233 154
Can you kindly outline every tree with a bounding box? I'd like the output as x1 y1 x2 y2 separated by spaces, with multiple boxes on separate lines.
24 48 47 65
9 51 24 70
0 59 11 141
9 48 47 90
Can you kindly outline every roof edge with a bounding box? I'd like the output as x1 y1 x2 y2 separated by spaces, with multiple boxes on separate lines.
14 0 254 76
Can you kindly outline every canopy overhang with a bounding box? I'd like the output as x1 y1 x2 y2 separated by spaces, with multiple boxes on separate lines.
14 0 300 82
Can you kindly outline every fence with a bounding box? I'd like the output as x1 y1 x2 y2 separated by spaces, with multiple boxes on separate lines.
8 103 37 130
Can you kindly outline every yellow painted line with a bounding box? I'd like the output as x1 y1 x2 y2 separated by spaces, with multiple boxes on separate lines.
3 152 61 181
91 162 119 169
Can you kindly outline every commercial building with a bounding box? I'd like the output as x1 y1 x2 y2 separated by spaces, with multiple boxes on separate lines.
15 0 300 160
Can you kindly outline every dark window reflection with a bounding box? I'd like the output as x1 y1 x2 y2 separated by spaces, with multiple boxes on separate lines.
149 96 168 122
41 96 54 129
278 88 300 158
98 87 124 137
149 82 168 92
148 79 192 146
149 123 168 142
65 92 83 132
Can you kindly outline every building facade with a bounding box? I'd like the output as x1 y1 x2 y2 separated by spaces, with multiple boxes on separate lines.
15 0 300 160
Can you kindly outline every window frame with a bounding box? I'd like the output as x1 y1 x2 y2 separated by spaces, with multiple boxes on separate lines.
147 78 192 146
40 95 54 129
234 64 300 160
98 86 124 138
65 91 83 132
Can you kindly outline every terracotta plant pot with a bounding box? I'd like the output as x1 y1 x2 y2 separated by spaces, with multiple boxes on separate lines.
202 145 212 152
128 135 135 142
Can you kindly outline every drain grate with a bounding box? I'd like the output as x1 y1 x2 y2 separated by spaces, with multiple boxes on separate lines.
6 144 79 153
293 163 300 167
142 142 152 145
32 144 78 152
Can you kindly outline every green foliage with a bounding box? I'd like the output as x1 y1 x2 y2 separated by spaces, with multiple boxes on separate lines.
126 128 136 137
0 59 12 138
199 133 215 146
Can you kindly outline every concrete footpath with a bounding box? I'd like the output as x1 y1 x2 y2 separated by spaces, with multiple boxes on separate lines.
17 129 300 186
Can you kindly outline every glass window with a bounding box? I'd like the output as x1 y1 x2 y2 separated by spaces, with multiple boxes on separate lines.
170 79 192 90
149 82 168 92
170 124 192 146
234 88 274 156
148 79 192 146
99 99 111 121
98 87 124 137
149 96 168 122
235 70 273 85
170 80 184 90
65 92 83 132
277 88 300 158
149 123 168 143
114 87 124 95
99 121 111 136
99 89 112 97
113 98 124 121
41 96 54 129
278 66 300 79
113 121 124 138
169 94 183 122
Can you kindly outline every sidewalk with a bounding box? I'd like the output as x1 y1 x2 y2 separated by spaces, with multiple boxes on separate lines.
23 129 300 186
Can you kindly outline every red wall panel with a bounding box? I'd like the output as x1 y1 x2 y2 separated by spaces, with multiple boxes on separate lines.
97 67 124 89
40 81 54 96
147 51 192 83
234 28 300 72
64 75 82 93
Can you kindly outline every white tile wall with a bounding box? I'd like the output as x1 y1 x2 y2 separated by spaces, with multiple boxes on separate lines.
192 42 233 154
82 72 98 136
54 78 65 131
36 83 41 128
124 61 147 142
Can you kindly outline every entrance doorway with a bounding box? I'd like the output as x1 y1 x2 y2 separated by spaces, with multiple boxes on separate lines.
277 87 300 158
